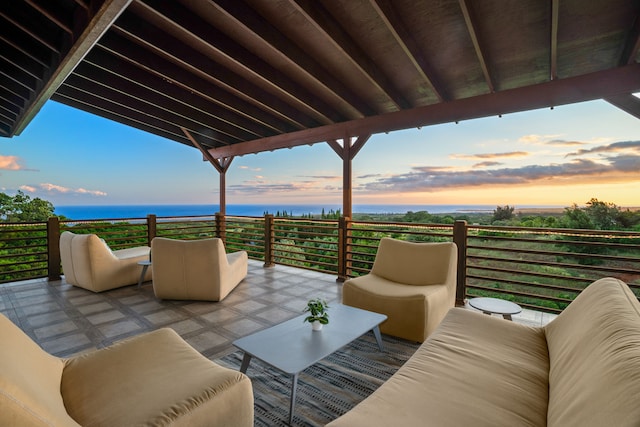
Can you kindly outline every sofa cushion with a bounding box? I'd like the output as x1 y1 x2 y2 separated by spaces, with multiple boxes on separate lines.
0 314 81 427
544 277 640 427
328 307 549 426
61 328 253 427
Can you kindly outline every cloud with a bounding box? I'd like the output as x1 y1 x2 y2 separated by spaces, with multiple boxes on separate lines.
451 151 528 160
0 155 32 171
518 134 562 144
565 140 640 157
238 165 262 171
19 185 37 192
473 161 503 168
359 152 640 193
38 183 107 196
546 139 585 147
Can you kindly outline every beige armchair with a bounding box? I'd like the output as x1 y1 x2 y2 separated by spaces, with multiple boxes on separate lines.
342 237 457 342
60 231 151 292
0 313 253 427
151 237 248 301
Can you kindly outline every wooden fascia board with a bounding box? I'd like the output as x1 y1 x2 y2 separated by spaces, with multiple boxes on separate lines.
13 0 132 136
206 63 640 158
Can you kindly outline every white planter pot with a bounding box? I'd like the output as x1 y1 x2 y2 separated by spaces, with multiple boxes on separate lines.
312 320 323 331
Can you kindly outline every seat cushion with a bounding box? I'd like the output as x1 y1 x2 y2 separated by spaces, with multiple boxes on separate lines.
343 274 450 341
545 277 640 427
61 328 253 427
328 308 550 427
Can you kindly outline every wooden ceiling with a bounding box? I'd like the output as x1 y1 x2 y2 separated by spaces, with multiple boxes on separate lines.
2 0 640 159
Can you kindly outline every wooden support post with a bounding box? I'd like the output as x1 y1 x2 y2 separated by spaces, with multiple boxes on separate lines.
337 216 351 282
47 217 61 281
215 212 226 243
327 135 370 220
264 214 275 267
147 214 156 246
182 127 233 215
453 220 468 306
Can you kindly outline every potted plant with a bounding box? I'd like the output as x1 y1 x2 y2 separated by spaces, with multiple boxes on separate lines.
303 298 329 331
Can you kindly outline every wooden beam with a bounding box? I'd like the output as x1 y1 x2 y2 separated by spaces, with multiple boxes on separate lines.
459 0 495 92
13 0 132 136
207 64 640 158
605 94 640 120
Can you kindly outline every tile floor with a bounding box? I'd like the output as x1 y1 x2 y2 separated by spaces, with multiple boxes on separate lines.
0 260 555 361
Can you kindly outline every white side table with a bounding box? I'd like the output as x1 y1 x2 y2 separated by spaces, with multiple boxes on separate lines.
468 297 522 321
137 260 151 287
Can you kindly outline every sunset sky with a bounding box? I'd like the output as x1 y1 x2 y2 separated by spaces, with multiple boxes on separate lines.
2 96 639 209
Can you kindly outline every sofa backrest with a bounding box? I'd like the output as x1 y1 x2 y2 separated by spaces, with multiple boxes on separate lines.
371 237 457 286
544 277 640 427
151 237 228 299
60 231 115 287
0 314 81 427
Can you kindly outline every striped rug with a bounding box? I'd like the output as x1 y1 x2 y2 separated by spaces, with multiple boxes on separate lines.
218 333 420 426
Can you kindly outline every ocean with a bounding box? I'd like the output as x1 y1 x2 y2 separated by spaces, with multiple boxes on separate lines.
53 204 557 220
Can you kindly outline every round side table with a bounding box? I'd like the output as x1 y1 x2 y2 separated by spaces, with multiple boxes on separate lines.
468 297 522 321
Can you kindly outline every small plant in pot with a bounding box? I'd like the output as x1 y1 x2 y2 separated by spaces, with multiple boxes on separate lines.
303 298 329 331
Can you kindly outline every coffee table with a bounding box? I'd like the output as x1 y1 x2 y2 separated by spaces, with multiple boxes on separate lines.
233 304 387 425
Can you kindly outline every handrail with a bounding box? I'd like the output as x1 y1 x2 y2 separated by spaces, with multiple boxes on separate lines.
1 213 638 313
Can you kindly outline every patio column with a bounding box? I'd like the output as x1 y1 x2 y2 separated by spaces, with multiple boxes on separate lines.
327 135 370 218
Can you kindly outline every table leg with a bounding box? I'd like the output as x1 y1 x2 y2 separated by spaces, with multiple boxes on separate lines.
239 353 252 373
372 325 384 351
137 264 149 287
503 314 513 321
289 373 299 426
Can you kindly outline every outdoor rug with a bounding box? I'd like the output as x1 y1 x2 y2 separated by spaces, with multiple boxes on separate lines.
217 332 420 426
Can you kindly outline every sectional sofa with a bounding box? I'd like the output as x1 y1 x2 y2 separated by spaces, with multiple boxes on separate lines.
328 277 640 426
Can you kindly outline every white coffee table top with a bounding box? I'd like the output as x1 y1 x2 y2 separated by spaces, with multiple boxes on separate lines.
233 304 387 374
469 297 522 316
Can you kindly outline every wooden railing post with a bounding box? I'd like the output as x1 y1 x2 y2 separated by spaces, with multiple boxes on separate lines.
453 220 468 306
47 217 61 281
147 214 156 246
215 212 226 243
264 214 275 267
337 216 351 282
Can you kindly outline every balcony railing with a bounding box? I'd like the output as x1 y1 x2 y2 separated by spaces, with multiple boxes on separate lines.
1 214 638 314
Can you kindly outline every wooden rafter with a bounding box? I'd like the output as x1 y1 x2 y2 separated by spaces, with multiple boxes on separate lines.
621 15 640 65
208 0 371 120
291 0 409 112
550 0 559 80
96 33 293 136
372 0 447 102
132 1 338 126
459 0 495 92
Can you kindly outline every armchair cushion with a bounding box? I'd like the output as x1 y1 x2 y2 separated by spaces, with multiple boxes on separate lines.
343 238 457 342
60 231 151 292
151 237 248 301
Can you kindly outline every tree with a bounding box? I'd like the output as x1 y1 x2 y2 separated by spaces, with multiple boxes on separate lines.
492 205 515 222
0 191 55 222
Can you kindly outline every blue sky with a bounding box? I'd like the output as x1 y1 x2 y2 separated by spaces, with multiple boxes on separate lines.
1 97 639 208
